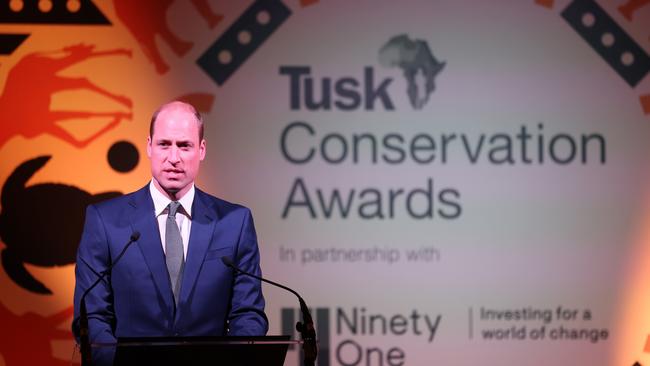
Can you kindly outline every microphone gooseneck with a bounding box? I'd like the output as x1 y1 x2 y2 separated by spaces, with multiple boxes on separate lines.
221 256 318 366
79 231 140 366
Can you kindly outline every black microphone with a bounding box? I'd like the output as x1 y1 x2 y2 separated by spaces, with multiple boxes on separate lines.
79 231 140 366
221 256 318 366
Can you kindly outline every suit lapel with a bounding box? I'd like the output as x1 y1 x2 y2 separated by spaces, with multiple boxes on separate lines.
179 189 217 306
129 186 174 312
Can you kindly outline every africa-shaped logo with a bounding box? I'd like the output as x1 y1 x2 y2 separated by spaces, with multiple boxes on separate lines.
378 34 446 110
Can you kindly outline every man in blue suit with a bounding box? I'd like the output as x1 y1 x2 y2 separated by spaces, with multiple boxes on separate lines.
72 101 268 362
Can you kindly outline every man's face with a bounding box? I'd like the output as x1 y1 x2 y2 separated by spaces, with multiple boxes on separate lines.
147 104 206 199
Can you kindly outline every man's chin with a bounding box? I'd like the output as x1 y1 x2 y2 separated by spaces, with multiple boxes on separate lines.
165 187 180 194
159 180 184 193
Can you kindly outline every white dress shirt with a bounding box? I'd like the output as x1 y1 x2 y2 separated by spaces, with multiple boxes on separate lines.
149 180 194 259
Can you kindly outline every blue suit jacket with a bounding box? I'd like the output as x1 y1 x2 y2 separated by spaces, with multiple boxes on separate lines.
72 185 268 345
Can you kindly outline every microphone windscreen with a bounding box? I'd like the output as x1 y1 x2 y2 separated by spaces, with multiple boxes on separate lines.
131 231 141 241
221 256 234 267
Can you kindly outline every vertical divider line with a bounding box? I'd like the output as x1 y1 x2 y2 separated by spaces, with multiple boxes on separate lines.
469 307 474 339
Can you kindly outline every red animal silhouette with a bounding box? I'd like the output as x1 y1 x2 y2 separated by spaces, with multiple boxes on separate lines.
642 94 650 115
190 0 224 28
114 0 223 74
0 302 74 366
534 0 554 9
0 44 132 149
618 0 650 21
300 0 320 6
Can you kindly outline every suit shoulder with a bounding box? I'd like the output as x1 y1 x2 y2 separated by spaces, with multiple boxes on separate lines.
89 186 145 213
196 189 251 216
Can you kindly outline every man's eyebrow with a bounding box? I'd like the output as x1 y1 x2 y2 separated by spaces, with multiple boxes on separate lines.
154 138 193 143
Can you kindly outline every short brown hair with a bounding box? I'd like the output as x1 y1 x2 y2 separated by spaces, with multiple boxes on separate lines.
149 101 204 140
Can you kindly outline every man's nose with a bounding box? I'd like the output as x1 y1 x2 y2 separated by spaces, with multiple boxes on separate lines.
168 146 180 163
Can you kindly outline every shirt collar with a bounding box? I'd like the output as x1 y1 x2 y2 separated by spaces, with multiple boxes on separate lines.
149 179 195 219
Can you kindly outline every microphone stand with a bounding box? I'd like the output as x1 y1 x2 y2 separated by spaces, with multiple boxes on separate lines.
221 257 317 366
79 231 140 366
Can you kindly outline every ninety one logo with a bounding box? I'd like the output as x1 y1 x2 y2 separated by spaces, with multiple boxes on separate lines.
282 307 332 365
279 34 445 112
281 306 442 366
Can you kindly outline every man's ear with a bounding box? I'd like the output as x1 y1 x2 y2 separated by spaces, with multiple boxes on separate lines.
199 139 206 161
147 136 152 158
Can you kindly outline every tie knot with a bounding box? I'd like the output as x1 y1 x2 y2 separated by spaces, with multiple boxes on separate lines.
167 201 181 218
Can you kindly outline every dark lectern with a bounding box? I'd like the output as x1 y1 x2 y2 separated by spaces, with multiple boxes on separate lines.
85 336 295 366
